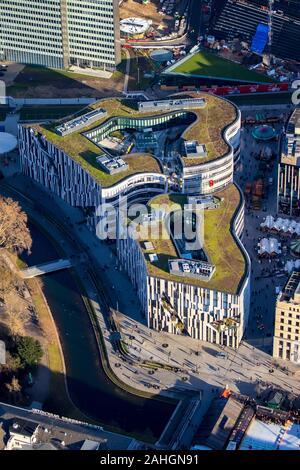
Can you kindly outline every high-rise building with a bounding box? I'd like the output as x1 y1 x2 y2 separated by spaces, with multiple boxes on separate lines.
273 271 300 362
0 0 121 70
277 108 300 216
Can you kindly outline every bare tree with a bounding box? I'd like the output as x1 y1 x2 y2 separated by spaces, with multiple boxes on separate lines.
6 376 21 393
5 376 22 403
0 196 32 253
4 291 30 339
0 258 16 301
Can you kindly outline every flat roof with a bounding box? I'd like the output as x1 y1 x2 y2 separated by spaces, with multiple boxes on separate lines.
0 132 18 154
9 419 38 437
240 418 300 450
2 409 135 451
175 92 238 167
192 396 244 450
28 94 238 185
134 184 247 294
278 271 300 303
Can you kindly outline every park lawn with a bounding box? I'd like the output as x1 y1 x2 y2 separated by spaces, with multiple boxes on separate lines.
16 65 100 84
171 51 276 83
19 105 85 121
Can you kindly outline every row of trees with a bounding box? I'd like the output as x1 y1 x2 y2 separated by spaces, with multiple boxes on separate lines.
0 196 43 403
0 195 32 253
0 259 29 338
0 195 32 336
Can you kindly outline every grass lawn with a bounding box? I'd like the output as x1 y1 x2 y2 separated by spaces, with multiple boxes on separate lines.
228 92 292 106
16 65 100 84
8 63 126 98
8 66 95 98
20 105 86 121
169 51 276 83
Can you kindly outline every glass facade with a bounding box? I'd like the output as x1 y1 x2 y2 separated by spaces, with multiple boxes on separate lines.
85 112 195 147
0 0 120 70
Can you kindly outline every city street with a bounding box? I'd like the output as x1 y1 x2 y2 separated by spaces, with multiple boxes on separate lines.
235 107 293 351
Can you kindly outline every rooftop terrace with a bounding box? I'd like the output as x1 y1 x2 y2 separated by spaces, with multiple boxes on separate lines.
134 184 247 294
278 271 300 303
29 94 238 185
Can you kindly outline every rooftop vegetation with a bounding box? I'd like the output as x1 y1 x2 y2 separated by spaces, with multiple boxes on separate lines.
136 185 247 294
30 93 238 186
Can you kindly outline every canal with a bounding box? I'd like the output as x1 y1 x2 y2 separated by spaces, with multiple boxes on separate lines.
22 223 175 440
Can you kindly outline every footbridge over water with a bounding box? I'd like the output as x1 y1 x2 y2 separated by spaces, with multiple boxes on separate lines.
21 258 73 278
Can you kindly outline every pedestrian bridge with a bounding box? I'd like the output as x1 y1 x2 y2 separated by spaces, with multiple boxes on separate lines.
21 259 73 278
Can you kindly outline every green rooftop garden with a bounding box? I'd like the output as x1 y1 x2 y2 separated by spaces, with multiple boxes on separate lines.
136 184 247 294
180 93 237 167
29 94 238 186
167 51 276 84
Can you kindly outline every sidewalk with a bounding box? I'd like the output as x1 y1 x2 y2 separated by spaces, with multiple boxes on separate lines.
7 173 144 324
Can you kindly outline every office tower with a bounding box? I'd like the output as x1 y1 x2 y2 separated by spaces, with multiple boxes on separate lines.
0 0 121 70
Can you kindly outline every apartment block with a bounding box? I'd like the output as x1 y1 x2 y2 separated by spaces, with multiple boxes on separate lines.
273 271 300 362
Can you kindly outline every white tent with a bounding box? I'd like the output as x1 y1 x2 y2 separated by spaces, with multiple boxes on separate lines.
261 215 300 237
261 215 275 230
258 238 281 256
285 259 300 273
285 260 294 273
295 224 300 236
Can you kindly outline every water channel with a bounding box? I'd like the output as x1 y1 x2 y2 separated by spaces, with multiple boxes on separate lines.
22 223 175 440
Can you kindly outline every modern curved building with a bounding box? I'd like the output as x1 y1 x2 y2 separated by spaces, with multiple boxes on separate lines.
19 94 250 348
117 186 250 348
19 93 241 206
